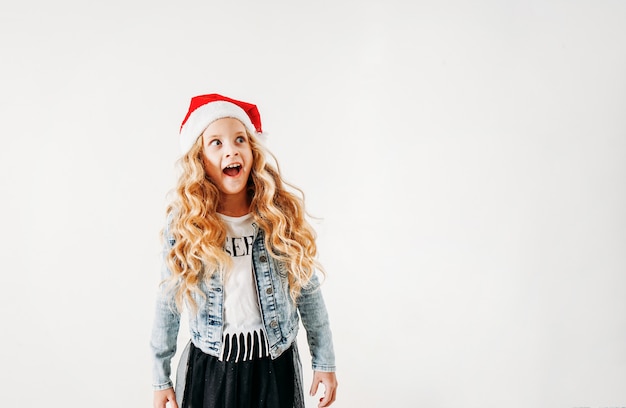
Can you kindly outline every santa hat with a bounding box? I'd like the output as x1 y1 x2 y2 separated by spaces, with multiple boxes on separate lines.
179 93 263 154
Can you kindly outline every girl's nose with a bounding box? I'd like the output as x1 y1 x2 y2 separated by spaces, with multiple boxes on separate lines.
224 143 239 157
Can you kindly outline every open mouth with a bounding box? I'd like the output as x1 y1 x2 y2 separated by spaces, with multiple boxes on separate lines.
223 163 242 177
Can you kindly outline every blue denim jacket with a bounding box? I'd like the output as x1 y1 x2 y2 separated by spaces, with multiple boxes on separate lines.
150 220 336 390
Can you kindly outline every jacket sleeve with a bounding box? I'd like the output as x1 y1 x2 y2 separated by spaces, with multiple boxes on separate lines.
297 273 336 372
149 215 181 390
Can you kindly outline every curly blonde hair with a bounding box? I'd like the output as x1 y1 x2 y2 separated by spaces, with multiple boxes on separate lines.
163 131 323 312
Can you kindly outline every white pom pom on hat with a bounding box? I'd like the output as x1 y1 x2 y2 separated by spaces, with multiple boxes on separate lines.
179 93 263 154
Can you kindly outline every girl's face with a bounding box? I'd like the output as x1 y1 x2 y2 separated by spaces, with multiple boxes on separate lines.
201 118 254 209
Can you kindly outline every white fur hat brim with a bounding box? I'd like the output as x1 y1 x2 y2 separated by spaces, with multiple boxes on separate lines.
179 101 257 154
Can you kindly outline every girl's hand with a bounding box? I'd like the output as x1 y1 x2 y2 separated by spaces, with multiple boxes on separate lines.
153 388 178 408
309 371 338 407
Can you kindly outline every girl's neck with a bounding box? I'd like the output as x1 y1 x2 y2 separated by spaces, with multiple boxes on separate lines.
217 194 251 217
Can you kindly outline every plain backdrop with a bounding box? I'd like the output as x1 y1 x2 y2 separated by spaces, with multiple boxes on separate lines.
1 1 625 407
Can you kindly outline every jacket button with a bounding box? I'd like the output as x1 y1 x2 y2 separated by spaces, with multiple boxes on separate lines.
270 320 278 328
266 287 273 295
259 255 267 262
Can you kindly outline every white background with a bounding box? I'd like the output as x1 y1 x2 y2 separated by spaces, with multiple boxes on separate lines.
1 1 625 407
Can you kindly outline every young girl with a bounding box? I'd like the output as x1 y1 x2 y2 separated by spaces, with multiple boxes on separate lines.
150 94 337 408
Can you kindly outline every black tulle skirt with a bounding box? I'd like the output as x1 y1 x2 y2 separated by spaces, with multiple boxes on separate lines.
177 331 302 408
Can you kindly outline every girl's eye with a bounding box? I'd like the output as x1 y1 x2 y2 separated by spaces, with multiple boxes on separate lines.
208 139 221 146
236 136 246 143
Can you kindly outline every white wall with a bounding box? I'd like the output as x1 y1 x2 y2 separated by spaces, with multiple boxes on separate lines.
1 1 625 407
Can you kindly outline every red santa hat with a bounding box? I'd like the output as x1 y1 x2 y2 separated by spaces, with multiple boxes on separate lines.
179 93 263 154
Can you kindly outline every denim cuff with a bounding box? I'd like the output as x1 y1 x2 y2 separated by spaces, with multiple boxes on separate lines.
312 363 336 372
152 381 174 391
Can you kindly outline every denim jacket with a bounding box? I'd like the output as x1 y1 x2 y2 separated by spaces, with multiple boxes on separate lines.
150 219 336 390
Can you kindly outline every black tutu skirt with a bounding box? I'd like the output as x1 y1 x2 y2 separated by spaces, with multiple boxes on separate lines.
176 331 304 408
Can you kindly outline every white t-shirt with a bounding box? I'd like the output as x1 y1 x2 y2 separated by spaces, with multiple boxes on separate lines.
219 213 267 361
